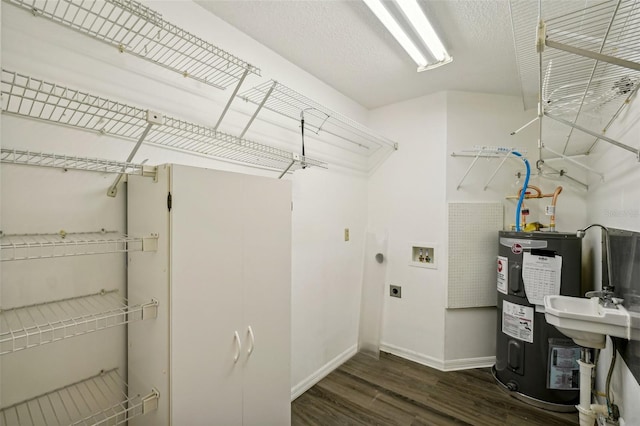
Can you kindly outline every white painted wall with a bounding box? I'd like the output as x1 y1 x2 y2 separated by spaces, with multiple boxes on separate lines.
1 0 369 406
584 94 640 425
367 92 448 366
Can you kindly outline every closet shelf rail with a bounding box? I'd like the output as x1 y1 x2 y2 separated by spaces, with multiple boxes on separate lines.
1 70 326 173
0 230 159 261
0 290 158 356
1 148 157 177
238 80 398 154
0 368 159 425
3 0 260 89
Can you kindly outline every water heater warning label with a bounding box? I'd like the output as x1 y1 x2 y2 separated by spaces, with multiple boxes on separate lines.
502 300 533 343
497 256 508 295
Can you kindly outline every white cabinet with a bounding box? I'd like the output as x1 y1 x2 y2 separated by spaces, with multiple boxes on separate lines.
127 164 291 426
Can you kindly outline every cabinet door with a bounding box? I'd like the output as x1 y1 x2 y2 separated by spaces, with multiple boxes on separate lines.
170 165 244 425
241 175 292 426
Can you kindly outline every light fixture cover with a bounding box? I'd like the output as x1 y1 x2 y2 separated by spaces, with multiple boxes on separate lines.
362 0 427 67
363 0 452 71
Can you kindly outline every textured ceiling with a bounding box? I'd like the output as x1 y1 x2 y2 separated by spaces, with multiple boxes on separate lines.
195 0 522 109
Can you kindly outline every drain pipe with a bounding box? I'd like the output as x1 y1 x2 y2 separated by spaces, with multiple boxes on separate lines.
577 348 610 426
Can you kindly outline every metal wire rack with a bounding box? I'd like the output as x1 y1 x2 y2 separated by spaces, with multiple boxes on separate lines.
1 69 326 173
3 0 260 89
510 0 640 157
0 368 159 425
1 148 157 176
0 290 158 355
544 2 640 114
0 230 158 261
238 80 398 154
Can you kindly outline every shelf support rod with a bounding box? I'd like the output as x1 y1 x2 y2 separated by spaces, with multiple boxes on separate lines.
587 85 640 154
456 152 482 190
240 80 276 138
483 154 511 191
107 122 154 197
214 68 250 130
542 145 605 181
544 40 640 73
278 160 296 179
545 112 639 159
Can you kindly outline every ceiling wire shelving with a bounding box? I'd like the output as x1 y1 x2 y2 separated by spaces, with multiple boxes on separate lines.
541 0 640 155
238 80 398 159
0 290 158 356
3 0 262 136
509 0 640 190
3 0 260 90
0 230 158 261
1 70 327 178
0 368 159 426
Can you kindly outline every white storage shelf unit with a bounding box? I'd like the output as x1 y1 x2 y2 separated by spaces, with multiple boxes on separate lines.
0 159 160 424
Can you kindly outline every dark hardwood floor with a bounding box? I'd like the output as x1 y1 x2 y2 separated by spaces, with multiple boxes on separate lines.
291 352 579 426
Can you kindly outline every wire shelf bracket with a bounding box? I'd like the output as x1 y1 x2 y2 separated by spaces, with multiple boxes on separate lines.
451 146 528 190
0 368 159 425
238 80 398 157
1 148 157 177
0 230 159 261
0 290 158 355
3 0 260 90
1 69 327 177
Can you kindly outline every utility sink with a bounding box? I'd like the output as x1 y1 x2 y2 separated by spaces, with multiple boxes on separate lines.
544 295 630 348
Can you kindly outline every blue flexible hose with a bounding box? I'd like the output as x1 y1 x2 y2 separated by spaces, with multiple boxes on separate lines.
511 151 530 232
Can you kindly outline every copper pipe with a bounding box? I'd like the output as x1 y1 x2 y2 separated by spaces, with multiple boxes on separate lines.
549 186 563 231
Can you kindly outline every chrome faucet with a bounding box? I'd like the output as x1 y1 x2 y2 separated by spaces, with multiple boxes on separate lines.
585 287 623 308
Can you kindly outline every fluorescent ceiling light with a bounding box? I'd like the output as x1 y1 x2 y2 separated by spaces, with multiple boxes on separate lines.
362 0 428 68
363 0 452 71
397 0 450 63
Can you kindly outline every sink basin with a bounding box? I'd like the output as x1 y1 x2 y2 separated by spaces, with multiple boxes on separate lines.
544 295 630 348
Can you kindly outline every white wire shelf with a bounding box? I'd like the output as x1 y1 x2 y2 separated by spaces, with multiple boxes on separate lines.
543 1 640 119
0 230 158 261
1 148 157 177
510 0 640 156
1 69 326 172
0 290 158 355
0 368 159 425
238 80 398 154
4 0 260 89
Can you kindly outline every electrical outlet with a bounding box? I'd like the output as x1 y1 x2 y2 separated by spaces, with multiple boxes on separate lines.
390 285 401 298
344 228 349 241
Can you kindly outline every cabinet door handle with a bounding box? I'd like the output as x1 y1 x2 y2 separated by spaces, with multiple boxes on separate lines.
233 331 241 363
247 326 255 356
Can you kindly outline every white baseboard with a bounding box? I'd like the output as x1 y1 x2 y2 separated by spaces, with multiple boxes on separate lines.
379 342 445 370
290 344 357 401
380 342 495 372
443 356 495 371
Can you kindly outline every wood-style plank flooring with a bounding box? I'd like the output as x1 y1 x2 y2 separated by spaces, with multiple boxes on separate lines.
292 352 579 426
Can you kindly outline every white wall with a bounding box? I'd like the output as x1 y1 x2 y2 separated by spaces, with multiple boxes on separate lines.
1 0 369 404
367 92 448 365
585 93 640 425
